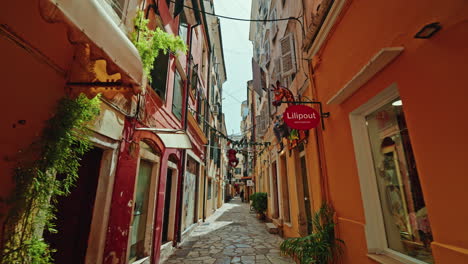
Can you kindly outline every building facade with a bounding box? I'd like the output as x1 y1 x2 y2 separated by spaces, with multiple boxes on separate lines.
0 0 227 263
249 0 468 264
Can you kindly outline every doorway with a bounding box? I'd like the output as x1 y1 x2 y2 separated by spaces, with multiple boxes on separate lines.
162 169 173 243
44 147 103 264
299 153 313 234
271 161 280 219
280 154 290 223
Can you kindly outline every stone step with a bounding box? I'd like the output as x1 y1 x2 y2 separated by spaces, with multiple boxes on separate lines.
265 222 279 234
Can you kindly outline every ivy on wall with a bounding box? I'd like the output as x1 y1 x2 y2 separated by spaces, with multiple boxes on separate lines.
131 10 187 82
0 94 101 263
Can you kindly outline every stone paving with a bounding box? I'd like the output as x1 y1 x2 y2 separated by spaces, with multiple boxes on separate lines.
163 197 295 264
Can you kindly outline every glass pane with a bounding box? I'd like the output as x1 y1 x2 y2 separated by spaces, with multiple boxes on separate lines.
172 71 183 120
129 160 153 261
366 98 433 263
179 13 189 43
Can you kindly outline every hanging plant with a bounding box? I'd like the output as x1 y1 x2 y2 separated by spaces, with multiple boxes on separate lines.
0 94 101 263
131 10 187 82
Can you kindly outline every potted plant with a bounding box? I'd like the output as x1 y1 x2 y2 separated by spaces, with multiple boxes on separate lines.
280 204 344 264
250 192 268 220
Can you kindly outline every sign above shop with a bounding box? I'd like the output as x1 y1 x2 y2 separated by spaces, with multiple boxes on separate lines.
283 105 320 130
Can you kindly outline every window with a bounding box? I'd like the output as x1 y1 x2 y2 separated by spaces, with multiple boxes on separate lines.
235 168 241 175
104 0 126 18
350 84 433 264
179 13 189 44
190 64 199 97
280 33 297 77
207 179 212 200
280 154 290 223
150 52 170 99
172 71 184 120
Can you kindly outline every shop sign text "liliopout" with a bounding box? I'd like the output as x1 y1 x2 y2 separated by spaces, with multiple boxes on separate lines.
283 105 320 130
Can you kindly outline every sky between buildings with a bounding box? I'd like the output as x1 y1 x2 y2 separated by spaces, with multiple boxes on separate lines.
213 0 252 135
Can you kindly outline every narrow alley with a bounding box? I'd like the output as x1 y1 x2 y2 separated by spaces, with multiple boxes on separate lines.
163 197 294 264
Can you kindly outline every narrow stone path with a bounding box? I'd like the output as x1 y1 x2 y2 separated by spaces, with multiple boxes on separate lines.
164 197 295 264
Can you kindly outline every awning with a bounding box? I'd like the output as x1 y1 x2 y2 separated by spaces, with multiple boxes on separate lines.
135 128 193 149
241 177 252 180
157 132 192 149
49 0 143 86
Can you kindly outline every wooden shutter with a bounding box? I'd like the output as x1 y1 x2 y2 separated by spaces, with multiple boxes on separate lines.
280 33 296 76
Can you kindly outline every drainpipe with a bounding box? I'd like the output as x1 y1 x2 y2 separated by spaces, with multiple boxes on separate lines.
200 0 212 223
202 50 212 222
173 19 202 246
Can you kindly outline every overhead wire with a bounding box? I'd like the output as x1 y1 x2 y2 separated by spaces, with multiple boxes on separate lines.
170 0 304 26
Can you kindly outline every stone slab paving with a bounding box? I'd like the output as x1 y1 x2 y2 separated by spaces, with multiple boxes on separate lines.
163 197 295 264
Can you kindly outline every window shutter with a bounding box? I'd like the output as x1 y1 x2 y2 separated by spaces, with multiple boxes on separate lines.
280 33 296 76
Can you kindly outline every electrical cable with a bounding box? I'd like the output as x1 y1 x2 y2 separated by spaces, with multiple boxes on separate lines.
170 0 303 24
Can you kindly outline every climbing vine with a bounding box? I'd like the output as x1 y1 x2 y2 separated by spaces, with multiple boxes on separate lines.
131 10 187 82
0 94 101 263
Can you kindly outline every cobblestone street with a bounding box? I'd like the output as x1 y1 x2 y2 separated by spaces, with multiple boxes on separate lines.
164 197 295 264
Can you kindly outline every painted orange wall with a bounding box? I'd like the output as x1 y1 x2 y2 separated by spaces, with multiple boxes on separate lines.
0 1 74 237
312 0 468 263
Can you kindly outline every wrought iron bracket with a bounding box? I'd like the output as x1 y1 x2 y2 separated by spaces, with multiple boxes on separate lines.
279 100 330 130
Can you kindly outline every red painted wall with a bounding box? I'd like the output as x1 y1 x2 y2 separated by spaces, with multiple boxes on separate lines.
103 1 209 263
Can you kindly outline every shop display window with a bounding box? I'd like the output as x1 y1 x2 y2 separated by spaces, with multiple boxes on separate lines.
365 98 433 263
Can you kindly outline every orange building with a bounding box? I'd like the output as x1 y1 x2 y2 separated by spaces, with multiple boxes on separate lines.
304 0 468 263
249 0 468 263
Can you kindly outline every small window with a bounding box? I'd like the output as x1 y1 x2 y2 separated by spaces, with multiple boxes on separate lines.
179 13 189 44
150 52 170 100
172 71 184 120
190 64 199 97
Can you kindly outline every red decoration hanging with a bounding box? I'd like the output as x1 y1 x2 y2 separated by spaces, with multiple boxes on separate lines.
227 148 239 167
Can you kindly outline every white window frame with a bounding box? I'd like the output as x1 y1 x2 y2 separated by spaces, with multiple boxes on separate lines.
349 83 429 264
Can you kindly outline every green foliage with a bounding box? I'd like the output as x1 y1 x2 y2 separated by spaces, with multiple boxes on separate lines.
1 94 101 263
250 192 268 214
131 10 187 82
280 204 344 264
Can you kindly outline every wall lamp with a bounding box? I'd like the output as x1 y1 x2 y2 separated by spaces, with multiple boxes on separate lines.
414 22 442 39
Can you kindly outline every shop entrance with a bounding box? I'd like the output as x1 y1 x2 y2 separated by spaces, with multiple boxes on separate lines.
44 147 103 263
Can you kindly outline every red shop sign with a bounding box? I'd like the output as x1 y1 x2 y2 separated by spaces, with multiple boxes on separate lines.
283 105 320 130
